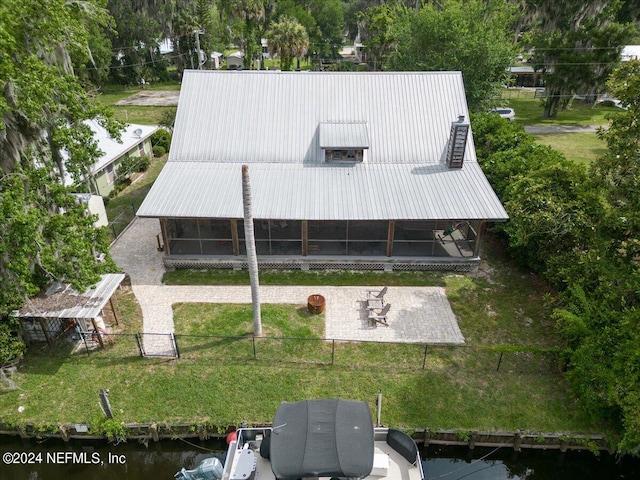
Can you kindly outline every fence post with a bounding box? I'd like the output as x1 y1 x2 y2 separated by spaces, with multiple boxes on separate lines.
496 352 504 372
252 336 257 360
422 344 428 370
135 333 144 357
172 333 181 359
82 333 91 356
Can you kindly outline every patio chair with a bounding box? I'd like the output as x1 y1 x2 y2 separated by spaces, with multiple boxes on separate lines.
366 286 388 300
369 303 391 326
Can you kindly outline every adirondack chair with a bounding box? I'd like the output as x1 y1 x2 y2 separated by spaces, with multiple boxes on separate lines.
366 286 388 300
369 303 391 326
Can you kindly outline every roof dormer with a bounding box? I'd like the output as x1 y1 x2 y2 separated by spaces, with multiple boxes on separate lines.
319 122 369 163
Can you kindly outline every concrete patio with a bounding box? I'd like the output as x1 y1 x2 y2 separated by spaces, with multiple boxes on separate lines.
109 217 465 355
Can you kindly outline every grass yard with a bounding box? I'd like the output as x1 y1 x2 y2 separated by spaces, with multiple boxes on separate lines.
0 235 615 441
95 82 182 105
95 82 179 125
110 105 176 125
0 85 621 439
503 96 618 127
164 269 447 287
496 89 616 165
533 132 607 166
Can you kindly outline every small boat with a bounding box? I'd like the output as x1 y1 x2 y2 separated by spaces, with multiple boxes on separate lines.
176 399 424 480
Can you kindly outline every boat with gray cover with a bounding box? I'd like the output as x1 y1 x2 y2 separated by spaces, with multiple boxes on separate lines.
180 399 424 480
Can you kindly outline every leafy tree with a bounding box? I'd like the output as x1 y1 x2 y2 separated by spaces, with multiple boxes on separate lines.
592 60 640 265
276 0 344 64
305 0 344 61
219 0 269 69
266 16 309 70
473 105 640 453
389 0 517 111
357 2 404 71
1 0 119 362
107 0 164 84
527 0 636 117
71 0 114 88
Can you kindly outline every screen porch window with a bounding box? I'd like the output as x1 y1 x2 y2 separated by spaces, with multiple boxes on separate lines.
319 122 369 163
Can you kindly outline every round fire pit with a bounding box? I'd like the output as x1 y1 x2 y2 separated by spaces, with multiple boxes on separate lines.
307 294 326 314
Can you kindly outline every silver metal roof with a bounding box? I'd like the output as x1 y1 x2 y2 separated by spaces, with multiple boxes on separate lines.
166 71 474 164
319 122 370 149
138 162 507 220
138 71 507 221
17 273 126 319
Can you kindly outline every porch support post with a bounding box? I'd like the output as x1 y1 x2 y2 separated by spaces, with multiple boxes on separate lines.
302 220 308 256
473 221 486 257
230 219 240 256
160 219 169 255
386 220 395 257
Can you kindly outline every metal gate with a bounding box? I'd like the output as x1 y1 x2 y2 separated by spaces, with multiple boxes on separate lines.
136 333 180 358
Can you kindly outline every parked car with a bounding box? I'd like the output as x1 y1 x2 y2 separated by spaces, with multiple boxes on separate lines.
491 107 515 122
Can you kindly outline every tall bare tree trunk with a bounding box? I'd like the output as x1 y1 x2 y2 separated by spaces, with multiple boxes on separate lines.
242 164 262 336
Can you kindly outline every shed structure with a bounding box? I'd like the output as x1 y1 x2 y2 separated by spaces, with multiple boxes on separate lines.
137 71 508 271
17 273 125 346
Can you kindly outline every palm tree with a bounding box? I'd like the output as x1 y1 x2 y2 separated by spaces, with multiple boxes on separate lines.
266 16 309 71
242 165 262 337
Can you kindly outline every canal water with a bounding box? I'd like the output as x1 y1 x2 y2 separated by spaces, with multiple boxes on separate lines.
1 436 639 479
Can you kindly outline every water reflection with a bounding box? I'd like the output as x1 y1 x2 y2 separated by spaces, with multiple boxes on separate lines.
423 445 639 479
1 437 638 480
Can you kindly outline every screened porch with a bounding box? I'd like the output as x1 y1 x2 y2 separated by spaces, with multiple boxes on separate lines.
161 218 482 259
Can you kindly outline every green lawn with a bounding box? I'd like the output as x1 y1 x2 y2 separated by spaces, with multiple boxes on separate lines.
496 90 616 165
0 236 615 441
96 82 182 105
164 269 447 287
0 84 620 440
503 95 618 127
95 82 179 125
533 132 607 166
108 105 175 125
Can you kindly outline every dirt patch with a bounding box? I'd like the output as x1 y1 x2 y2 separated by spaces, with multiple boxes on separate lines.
115 90 180 106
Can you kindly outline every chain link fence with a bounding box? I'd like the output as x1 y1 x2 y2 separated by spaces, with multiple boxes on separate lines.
25 328 562 374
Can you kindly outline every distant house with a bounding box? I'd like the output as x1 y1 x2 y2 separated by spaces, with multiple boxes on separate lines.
621 45 640 62
81 121 158 197
339 29 364 64
211 52 223 69
507 66 544 88
137 71 508 271
226 51 244 70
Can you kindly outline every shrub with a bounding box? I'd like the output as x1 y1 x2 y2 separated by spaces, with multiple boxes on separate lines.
153 145 166 157
136 155 151 171
151 129 172 151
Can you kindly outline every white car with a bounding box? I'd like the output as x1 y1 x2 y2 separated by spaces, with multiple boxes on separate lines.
491 107 515 122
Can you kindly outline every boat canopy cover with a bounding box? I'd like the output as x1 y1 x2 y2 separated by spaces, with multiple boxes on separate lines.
270 399 374 479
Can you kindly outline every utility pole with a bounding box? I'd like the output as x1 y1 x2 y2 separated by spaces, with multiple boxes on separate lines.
194 30 205 69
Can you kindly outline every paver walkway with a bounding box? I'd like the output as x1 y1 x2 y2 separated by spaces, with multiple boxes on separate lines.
110 217 464 355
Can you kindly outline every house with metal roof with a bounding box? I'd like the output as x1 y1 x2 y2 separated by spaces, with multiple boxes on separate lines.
137 70 508 271
81 120 158 197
